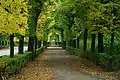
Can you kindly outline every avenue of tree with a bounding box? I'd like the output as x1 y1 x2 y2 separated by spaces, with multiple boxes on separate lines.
0 0 120 70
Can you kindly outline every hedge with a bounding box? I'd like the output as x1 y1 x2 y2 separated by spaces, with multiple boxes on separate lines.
0 47 44 79
66 46 120 71
66 46 97 62
99 53 120 71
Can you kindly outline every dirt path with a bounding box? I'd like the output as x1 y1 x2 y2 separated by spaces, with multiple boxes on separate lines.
42 47 101 80
10 47 102 80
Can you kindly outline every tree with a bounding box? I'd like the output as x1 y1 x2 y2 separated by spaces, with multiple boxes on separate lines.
0 0 28 58
36 0 57 47
27 0 43 56
18 35 24 54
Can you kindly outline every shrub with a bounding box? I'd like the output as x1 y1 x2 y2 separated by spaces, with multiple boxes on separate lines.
0 47 44 78
99 53 120 71
66 46 97 62
112 54 120 70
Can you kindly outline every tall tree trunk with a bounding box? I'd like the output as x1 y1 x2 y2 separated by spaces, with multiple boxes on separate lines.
34 36 37 55
38 41 41 48
66 41 69 46
10 34 14 58
61 30 65 48
71 40 73 47
91 34 96 52
43 41 46 46
77 37 80 48
28 37 34 52
73 39 76 48
62 41 66 49
83 29 88 51
19 36 24 54
68 40 71 46
110 30 114 54
66 41 68 46
98 33 104 53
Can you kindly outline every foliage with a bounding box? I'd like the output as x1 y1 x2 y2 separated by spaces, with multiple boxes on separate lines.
36 0 56 41
28 0 43 37
0 0 28 36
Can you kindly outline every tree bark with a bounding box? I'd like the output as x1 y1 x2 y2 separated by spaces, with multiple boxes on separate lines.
91 34 96 52
38 41 41 48
10 34 14 58
43 41 46 46
28 37 34 52
68 40 71 46
19 36 24 54
83 29 88 51
77 37 80 48
110 30 114 54
62 41 66 49
34 36 37 55
71 40 73 47
73 39 76 48
98 33 104 53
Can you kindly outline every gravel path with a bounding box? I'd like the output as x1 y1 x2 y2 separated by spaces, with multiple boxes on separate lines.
45 47 101 80
10 47 102 80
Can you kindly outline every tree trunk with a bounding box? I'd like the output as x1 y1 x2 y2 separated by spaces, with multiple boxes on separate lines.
10 34 14 58
66 41 69 46
110 30 114 54
28 37 34 52
62 41 66 49
34 36 37 55
19 36 24 54
98 33 104 53
73 39 76 48
83 29 88 51
71 40 73 47
77 37 80 48
69 40 71 46
38 41 41 48
43 41 46 46
91 34 96 52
